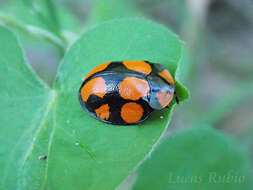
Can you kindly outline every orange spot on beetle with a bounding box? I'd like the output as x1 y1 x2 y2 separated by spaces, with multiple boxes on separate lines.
84 62 111 80
158 69 175 85
81 77 106 102
156 90 174 108
121 102 143 123
122 61 152 75
119 77 150 100
95 104 110 120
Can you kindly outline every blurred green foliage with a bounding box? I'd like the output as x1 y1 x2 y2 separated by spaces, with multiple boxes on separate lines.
132 127 253 190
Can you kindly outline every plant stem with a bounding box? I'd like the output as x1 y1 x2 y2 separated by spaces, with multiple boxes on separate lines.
45 0 61 32
0 13 66 56
22 0 63 40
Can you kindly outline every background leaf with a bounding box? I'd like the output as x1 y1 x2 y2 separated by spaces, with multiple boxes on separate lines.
131 127 253 190
0 0 82 85
0 18 188 189
89 0 141 25
0 26 52 189
2 0 81 35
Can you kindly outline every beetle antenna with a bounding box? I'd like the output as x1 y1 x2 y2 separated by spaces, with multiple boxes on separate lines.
175 96 179 104
174 91 179 104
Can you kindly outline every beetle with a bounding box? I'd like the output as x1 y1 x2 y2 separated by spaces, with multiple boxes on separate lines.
78 61 177 125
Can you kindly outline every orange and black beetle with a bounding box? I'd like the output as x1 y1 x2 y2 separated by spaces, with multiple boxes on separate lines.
78 61 177 125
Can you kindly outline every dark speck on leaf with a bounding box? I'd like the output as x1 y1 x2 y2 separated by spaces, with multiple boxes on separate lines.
38 155 47 160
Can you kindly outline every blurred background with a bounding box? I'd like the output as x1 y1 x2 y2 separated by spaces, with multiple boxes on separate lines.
0 0 252 169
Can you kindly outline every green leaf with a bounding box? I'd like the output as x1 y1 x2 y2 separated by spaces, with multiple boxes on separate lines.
89 0 141 25
0 18 188 189
0 27 52 189
132 127 253 190
21 0 61 36
1 0 80 45
176 45 192 83
3 0 81 33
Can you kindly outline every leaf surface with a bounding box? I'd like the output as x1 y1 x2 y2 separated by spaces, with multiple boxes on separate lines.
132 127 253 190
0 26 52 189
0 18 188 190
